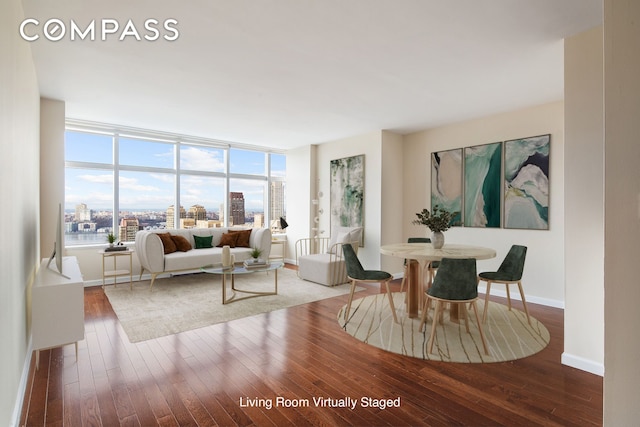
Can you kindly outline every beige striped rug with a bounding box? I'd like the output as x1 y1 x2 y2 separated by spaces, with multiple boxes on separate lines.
337 292 549 363
105 268 361 343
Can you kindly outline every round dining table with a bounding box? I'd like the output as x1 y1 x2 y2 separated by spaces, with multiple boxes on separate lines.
380 243 496 318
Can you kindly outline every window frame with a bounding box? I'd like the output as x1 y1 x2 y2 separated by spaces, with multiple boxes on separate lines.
64 122 285 247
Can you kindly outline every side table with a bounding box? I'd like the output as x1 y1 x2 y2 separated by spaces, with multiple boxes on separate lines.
100 249 134 289
269 238 287 263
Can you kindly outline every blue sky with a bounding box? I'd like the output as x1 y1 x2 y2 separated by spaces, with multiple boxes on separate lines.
65 131 285 212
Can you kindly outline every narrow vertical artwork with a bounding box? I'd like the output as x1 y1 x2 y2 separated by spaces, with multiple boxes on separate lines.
464 142 502 227
330 154 365 240
431 149 462 225
504 134 550 229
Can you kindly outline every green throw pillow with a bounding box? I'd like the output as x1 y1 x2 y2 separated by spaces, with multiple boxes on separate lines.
193 235 213 249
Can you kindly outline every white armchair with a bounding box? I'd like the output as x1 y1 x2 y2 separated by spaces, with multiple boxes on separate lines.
295 227 363 287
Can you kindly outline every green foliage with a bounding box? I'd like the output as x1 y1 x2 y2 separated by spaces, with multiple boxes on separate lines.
107 232 116 244
412 205 459 232
250 247 263 259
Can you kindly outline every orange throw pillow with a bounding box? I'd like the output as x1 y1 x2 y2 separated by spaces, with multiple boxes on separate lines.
157 233 177 254
171 234 192 252
230 229 252 248
217 232 239 248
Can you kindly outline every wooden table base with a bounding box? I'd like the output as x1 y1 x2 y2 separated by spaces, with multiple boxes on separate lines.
406 260 421 317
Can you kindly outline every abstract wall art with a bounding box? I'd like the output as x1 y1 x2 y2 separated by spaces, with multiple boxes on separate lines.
330 154 365 241
503 134 550 230
464 142 502 228
431 148 462 225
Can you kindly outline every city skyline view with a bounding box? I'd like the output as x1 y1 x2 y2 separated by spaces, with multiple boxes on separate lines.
64 129 286 245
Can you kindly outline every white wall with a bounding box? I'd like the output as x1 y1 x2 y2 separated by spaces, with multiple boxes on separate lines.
380 131 405 274
402 102 566 307
603 0 640 422
0 1 41 425
564 26 604 376
40 99 66 259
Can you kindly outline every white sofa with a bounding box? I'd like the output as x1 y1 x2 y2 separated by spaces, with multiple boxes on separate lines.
135 227 272 289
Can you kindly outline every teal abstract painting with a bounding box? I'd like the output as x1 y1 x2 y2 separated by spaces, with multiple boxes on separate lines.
464 142 502 227
330 154 364 235
504 135 550 230
431 149 462 225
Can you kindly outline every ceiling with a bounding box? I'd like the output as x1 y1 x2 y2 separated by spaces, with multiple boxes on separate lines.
22 0 602 150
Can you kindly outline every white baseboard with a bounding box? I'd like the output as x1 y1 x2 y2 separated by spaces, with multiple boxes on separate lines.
11 338 33 427
476 284 565 309
561 352 604 376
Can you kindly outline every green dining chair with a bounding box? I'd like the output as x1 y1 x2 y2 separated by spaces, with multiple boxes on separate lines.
419 257 488 355
478 245 530 325
342 244 398 323
400 237 426 293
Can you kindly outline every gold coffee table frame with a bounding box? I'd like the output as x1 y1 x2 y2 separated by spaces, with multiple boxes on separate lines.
201 262 284 304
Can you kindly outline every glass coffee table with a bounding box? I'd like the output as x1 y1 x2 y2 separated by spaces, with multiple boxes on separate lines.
201 262 284 304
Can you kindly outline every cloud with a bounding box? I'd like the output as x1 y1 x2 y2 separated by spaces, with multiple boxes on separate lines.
120 176 161 192
181 146 225 171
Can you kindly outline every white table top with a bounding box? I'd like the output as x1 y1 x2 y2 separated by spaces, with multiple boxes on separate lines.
380 243 496 261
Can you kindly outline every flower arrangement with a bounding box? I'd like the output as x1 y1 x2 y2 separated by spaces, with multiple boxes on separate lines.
411 205 458 233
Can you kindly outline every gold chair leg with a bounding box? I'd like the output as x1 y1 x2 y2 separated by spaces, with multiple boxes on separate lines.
505 283 512 310
471 301 489 355
461 303 471 333
427 300 441 354
399 263 408 293
344 279 357 321
482 281 492 323
384 280 399 324
517 281 532 325
419 297 432 332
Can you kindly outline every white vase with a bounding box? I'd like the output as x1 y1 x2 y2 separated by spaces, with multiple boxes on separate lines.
431 231 445 249
222 245 231 267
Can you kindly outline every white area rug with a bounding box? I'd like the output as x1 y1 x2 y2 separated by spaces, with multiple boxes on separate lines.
338 292 550 363
105 268 359 343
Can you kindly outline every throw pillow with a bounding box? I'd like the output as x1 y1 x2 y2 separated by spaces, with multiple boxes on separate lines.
193 235 213 249
230 229 252 248
328 230 351 254
217 232 239 248
171 234 192 252
157 232 177 254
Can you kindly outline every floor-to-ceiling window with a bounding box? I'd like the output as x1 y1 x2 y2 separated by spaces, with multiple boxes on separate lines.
64 123 286 246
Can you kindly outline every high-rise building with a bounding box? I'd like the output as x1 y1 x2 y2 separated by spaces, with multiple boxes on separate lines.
75 203 92 221
197 219 222 228
118 217 140 242
166 205 186 229
254 213 264 228
180 218 196 229
230 192 245 226
188 204 207 221
270 181 285 228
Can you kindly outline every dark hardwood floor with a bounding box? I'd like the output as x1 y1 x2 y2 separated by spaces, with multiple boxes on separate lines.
20 267 603 426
